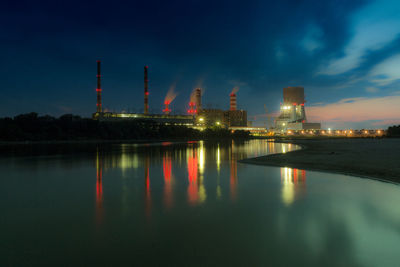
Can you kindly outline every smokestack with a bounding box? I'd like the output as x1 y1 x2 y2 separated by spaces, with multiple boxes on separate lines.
195 88 202 111
144 66 149 114
230 93 237 111
96 60 102 113
163 100 171 115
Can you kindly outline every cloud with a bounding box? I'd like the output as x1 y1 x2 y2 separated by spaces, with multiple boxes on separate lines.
318 0 400 75
365 87 379 93
300 24 324 53
307 94 400 128
368 53 400 85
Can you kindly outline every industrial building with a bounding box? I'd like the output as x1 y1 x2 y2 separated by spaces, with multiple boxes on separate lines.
274 86 321 132
92 61 247 128
196 91 247 128
93 61 195 125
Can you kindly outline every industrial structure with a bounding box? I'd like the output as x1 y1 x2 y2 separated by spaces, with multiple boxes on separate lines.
144 66 149 114
196 90 247 128
96 61 102 113
274 87 320 132
92 61 248 129
91 61 388 137
93 63 194 126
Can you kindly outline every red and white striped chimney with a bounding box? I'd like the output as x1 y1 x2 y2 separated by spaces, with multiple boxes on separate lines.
230 93 237 111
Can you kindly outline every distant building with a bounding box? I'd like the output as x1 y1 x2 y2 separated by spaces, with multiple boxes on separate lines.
227 110 247 127
93 112 195 126
275 86 321 132
197 109 227 127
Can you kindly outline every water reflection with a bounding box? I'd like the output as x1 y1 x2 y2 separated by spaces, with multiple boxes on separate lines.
144 156 151 218
281 167 306 205
96 150 103 226
163 152 173 209
187 146 199 205
230 141 237 201
93 140 299 214
4 140 400 266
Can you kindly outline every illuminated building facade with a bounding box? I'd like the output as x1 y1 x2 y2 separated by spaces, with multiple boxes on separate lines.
275 86 321 132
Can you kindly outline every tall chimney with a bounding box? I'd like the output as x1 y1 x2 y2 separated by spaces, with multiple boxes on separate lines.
230 93 237 111
96 60 102 113
144 66 149 114
195 88 202 111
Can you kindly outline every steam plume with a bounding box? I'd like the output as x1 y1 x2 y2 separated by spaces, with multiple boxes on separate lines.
164 83 178 104
231 86 239 95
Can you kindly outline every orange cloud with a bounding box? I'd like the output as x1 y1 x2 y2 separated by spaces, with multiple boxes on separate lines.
307 95 400 127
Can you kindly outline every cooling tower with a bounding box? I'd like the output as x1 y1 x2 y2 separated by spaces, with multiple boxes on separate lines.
195 88 202 111
283 87 304 105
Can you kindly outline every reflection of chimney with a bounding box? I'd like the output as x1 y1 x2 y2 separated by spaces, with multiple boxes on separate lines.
144 66 149 114
145 156 151 218
230 93 237 111
96 60 102 113
195 88 202 111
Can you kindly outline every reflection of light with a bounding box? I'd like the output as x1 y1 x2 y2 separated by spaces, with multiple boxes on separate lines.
230 144 237 201
198 176 206 203
280 167 306 206
96 149 103 226
216 184 222 199
216 145 221 171
187 148 198 205
163 152 173 209
282 167 294 205
198 141 206 203
120 153 139 170
145 157 151 219
282 147 286 153
198 141 205 174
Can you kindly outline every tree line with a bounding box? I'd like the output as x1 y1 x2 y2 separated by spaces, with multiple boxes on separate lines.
0 113 250 141
387 125 400 137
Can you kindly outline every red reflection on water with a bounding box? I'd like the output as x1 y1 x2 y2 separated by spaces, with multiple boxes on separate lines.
163 152 173 208
187 149 198 205
162 142 172 146
145 157 151 218
96 151 103 226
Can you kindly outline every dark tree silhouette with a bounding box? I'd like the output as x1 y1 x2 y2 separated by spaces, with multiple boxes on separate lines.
0 113 251 141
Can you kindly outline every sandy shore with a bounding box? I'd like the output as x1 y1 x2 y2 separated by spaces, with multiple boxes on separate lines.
241 138 400 184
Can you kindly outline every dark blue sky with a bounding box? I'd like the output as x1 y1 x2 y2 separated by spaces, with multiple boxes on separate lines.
1 0 400 128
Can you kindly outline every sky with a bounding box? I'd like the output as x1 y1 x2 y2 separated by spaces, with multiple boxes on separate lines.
1 0 400 129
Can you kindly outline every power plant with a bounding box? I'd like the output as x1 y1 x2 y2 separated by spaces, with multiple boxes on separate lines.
90 61 388 137
92 61 248 129
89 61 392 138
274 86 320 132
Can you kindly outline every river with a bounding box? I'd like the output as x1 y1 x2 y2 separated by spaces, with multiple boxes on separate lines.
1 140 400 266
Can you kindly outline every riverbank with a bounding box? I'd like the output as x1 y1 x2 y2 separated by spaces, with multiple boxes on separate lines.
241 138 400 184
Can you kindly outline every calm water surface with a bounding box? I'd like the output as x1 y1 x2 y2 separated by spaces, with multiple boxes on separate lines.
1 140 400 266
